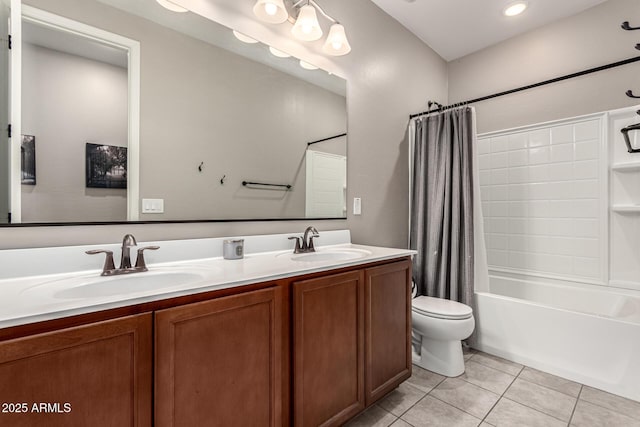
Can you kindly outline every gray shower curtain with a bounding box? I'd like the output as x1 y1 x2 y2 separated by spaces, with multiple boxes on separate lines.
410 107 475 308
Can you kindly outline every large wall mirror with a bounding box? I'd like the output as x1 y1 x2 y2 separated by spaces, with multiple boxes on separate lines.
2 0 347 225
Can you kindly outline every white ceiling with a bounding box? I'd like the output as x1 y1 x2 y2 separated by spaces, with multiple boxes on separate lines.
370 0 609 61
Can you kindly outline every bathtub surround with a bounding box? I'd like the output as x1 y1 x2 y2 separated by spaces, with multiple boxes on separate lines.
478 114 606 285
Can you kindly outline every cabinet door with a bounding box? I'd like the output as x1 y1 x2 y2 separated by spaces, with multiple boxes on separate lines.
155 286 282 427
0 313 153 427
365 260 412 404
293 270 364 427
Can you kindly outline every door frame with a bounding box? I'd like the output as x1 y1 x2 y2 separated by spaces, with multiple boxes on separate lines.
10 5 140 222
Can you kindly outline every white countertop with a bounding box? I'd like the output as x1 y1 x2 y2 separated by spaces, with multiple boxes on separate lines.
0 232 414 329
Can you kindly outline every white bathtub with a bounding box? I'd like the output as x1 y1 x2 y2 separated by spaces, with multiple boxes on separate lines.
474 273 640 402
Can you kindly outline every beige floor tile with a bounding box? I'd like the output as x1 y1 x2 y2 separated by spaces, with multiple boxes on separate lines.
504 377 576 422
378 382 426 417
485 398 566 427
401 395 481 427
463 346 476 361
406 365 445 393
390 420 413 427
518 367 582 398
430 377 500 419
470 352 523 376
570 400 640 427
579 385 640 420
459 360 515 395
345 405 398 427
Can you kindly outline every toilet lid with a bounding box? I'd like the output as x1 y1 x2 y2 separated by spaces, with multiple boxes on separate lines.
412 296 473 320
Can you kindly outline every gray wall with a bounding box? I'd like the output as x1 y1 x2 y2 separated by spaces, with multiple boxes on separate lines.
21 43 128 222
448 0 640 134
0 0 446 249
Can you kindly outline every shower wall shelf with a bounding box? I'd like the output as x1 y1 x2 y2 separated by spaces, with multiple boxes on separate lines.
611 205 640 213
611 162 640 171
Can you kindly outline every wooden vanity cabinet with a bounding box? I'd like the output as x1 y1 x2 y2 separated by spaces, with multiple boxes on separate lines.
0 313 153 427
291 258 412 427
292 270 365 427
155 286 283 427
0 256 410 427
364 260 412 405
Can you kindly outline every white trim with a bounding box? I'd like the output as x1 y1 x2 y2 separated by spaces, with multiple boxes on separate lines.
477 111 608 140
597 113 609 286
488 267 606 287
609 280 640 292
19 5 141 221
9 0 21 222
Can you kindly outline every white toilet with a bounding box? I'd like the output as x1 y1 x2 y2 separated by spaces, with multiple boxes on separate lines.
411 296 475 377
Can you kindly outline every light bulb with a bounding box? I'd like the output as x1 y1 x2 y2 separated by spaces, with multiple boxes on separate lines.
264 3 278 16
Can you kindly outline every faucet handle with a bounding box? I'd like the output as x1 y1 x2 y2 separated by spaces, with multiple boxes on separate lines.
288 236 303 254
86 249 116 276
135 246 160 271
307 234 319 252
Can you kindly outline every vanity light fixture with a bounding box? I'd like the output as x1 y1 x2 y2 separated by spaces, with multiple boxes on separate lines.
253 0 289 24
291 4 323 41
299 60 318 70
269 46 291 58
503 1 528 17
156 0 188 13
253 0 352 56
233 30 259 44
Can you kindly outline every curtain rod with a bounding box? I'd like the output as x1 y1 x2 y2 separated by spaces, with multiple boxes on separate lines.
409 55 640 120
307 133 347 146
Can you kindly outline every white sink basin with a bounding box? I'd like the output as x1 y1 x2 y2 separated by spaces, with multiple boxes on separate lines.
21 267 220 300
278 248 372 263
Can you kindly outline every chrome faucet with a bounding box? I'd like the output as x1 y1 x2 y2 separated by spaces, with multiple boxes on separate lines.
86 234 159 276
288 226 320 254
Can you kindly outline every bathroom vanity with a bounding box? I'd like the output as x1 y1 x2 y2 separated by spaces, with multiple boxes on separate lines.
0 231 412 426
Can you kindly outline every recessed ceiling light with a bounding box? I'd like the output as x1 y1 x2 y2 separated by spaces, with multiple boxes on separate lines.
156 0 188 13
233 30 258 44
503 1 528 17
269 46 291 58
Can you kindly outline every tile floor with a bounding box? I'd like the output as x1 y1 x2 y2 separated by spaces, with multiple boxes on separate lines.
345 348 640 427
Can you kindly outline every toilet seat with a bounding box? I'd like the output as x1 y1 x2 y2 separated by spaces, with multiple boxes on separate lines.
412 296 473 320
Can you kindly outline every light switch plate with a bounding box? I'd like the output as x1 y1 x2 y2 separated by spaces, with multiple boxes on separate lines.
142 198 164 213
353 197 361 215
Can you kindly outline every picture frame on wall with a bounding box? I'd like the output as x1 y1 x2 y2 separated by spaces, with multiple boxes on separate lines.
21 135 36 185
85 143 127 189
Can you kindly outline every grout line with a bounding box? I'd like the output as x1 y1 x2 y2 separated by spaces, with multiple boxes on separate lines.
498 396 573 425
427 392 485 423
479 365 520 425
568 385 584 426
392 374 448 422
471 354 524 377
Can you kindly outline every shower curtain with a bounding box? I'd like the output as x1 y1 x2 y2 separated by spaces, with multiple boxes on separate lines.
408 106 488 309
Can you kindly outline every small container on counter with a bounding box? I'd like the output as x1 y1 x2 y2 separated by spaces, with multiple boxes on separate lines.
223 239 244 260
